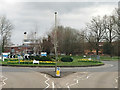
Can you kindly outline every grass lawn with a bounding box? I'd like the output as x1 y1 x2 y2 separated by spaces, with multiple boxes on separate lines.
0 56 104 66
99 56 119 61
0 62 104 67
0 55 119 67
57 61 103 66
72 55 119 61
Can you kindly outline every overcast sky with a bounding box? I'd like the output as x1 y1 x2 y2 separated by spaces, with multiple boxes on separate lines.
0 0 119 45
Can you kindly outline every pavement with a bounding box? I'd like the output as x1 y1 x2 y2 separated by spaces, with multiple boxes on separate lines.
0 61 119 89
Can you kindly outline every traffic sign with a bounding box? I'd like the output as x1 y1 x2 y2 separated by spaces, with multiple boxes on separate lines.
41 52 47 56
56 67 60 77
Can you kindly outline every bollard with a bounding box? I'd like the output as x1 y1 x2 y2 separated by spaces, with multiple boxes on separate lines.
56 67 60 77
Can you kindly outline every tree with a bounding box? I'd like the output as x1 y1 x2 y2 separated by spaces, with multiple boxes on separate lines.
103 15 117 57
85 31 96 54
0 16 13 52
50 26 84 55
85 16 106 55
41 35 53 55
103 42 111 55
112 5 120 57
112 7 120 39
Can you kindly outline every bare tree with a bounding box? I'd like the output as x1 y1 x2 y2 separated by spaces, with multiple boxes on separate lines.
112 3 120 56
0 16 13 52
85 16 106 55
49 26 84 55
41 35 53 55
85 31 96 54
112 7 120 39
103 15 117 57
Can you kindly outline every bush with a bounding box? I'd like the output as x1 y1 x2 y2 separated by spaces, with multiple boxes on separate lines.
61 56 73 62
29 56 40 60
29 56 52 61
39 56 52 61
29 56 33 60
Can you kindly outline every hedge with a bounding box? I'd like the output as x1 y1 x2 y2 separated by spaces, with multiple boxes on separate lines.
29 56 52 61
61 56 73 62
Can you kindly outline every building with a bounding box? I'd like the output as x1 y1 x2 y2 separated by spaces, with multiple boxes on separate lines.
4 32 41 55
84 42 104 55
23 32 41 55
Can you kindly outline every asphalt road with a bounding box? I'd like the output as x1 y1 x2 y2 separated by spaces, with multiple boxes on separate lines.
0 61 119 89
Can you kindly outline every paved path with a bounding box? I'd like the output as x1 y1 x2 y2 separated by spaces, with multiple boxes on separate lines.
0 61 119 89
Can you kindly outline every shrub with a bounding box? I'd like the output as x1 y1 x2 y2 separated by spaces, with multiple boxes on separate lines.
29 56 40 60
61 56 73 62
29 56 52 61
48 56 55 59
39 56 52 61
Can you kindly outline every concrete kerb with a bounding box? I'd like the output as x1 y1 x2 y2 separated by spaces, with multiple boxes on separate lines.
0 63 104 67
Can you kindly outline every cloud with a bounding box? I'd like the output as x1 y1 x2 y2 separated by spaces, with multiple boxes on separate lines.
0 2 118 45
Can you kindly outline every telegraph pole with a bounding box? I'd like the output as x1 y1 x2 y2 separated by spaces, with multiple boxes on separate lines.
54 12 58 72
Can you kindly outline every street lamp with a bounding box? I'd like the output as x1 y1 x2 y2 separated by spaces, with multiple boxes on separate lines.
54 12 58 72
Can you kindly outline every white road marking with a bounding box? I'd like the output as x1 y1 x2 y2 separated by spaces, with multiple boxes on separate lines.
67 86 70 90
87 76 90 79
0 75 8 87
67 79 79 90
67 72 93 89
44 74 50 89
114 76 120 88
41 74 50 90
52 82 54 90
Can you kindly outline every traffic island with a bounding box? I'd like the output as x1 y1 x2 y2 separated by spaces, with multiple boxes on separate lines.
41 71 76 78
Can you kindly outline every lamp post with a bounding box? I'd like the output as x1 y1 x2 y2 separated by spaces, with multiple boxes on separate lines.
1 33 3 61
54 12 58 72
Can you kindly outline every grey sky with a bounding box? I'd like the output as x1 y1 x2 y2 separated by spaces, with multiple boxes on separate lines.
0 0 119 45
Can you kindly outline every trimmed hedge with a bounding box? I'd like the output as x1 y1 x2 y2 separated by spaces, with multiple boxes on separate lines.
39 56 52 61
29 56 52 61
61 56 73 62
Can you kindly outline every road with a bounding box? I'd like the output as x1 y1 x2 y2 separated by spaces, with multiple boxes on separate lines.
0 61 119 89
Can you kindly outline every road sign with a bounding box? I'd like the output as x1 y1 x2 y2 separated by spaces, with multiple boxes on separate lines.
2 53 9 58
56 67 60 77
41 52 47 56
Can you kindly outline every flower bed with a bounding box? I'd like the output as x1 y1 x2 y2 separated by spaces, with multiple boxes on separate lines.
78 58 100 63
7 60 56 64
39 61 56 64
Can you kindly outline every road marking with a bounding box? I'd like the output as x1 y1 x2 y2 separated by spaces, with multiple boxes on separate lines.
52 82 54 90
0 75 8 87
114 76 120 88
67 72 93 89
44 74 50 89
87 75 90 79
41 74 50 90
67 78 79 89
67 86 70 90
